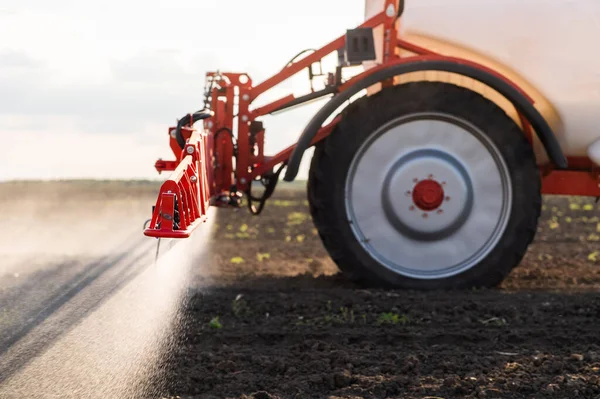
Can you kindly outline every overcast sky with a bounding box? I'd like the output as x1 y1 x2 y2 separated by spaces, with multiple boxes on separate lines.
0 0 364 180
3 0 598 180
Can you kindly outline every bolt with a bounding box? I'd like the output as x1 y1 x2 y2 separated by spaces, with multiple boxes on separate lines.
437 209 444 214
445 196 451 201
422 213 428 219
170 129 177 138
428 174 434 179
242 94 250 101
385 3 395 17
413 178 419 183
405 190 411 196
186 146 195 154
240 178 247 184
442 181 446 186
207 121 214 129
190 175 197 183
241 115 249 122
409 205 415 211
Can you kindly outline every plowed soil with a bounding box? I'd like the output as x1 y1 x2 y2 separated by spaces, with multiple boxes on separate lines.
155 187 600 399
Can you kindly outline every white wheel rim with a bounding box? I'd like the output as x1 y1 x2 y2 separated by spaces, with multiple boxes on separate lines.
344 112 513 280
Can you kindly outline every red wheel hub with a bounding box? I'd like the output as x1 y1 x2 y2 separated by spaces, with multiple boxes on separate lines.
412 179 444 211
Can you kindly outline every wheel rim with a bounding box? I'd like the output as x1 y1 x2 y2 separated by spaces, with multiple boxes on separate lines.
345 112 513 280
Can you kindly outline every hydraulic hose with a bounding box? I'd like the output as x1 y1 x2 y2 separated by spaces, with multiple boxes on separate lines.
175 111 212 149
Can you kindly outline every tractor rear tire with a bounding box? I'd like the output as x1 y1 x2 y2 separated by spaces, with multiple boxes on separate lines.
307 81 541 290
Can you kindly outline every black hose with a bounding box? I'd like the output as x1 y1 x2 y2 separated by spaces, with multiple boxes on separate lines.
245 162 287 215
175 112 212 149
214 127 234 142
283 49 316 69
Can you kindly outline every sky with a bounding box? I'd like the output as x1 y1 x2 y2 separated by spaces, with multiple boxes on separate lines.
0 0 364 180
3 0 599 181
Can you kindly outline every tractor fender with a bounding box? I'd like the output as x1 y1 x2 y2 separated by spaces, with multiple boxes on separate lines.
283 57 568 182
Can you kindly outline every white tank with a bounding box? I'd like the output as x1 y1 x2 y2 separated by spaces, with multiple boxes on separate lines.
364 0 600 165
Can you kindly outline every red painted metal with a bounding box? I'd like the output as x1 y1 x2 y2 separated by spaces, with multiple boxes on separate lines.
154 159 177 174
144 128 211 238
154 126 194 174
209 95 234 196
235 75 254 192
383 0 400 63
541 169 600 197
540 157 600 197
556 156 597 171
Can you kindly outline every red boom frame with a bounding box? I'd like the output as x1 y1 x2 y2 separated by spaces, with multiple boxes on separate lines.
144 0 600 239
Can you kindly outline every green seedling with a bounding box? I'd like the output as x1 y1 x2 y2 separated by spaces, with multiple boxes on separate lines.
209 317 222 329
377 312 410 325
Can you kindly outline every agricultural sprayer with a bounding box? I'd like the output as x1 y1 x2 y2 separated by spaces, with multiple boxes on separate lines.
144 0 600 290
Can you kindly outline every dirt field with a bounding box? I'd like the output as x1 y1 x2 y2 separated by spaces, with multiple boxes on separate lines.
2 181 600 399
154 186 600 399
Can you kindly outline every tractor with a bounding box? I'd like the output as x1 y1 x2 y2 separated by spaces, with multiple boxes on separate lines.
144 0 600 290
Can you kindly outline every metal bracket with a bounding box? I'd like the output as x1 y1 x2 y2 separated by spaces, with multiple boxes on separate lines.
344 28 377 66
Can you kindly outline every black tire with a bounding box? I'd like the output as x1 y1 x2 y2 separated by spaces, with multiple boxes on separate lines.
308 81 541 290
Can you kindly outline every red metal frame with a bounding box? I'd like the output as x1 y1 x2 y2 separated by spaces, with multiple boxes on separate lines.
144 2 600 239
541 157 600 196
145 127 210 238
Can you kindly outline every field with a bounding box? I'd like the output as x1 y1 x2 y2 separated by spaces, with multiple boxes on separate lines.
156 185 600 399
1 181 600 399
